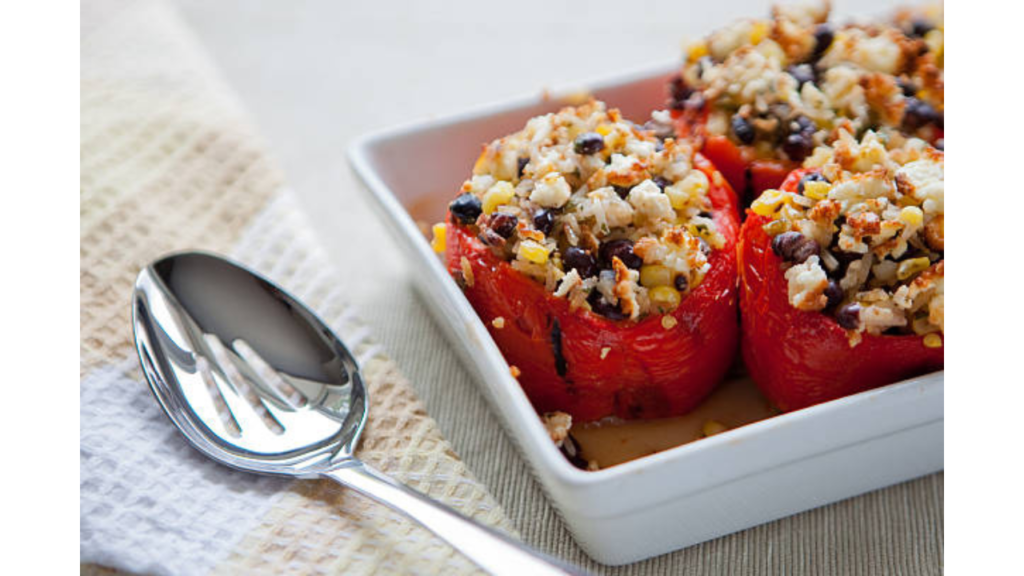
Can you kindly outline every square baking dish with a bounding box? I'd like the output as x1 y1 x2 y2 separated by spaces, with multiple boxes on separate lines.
347 61 944 566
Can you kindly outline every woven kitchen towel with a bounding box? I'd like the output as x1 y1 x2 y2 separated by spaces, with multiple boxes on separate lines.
80 1 513 574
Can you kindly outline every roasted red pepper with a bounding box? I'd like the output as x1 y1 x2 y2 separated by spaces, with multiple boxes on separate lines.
447 155 741 421
737 169 944 412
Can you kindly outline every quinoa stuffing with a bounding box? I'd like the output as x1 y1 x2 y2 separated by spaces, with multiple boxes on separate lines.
446 100 725 321
751 129 943 344
671 2 944 163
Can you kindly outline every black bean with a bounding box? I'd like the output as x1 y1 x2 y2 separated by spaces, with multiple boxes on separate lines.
824 280 844 310
787 64 816 89
897 78 918 97
791 239 820 264
560 434 590 469
652 176 671 190
783 132 814 162
903 97 941 131
835 303 861 330
811 24 834 61
516 156 529 178
668 75 693 110
731 114 755 145
574 132 606 155
613 185 632 199
587 291 626 321
792 115 816 134
490 213 518 238
910 19 933 38
449 193 482 225
797 172 829 194
563 247 598 278
600 239 643 270
674 275 688 292
533 209 555 235
771 231 820 264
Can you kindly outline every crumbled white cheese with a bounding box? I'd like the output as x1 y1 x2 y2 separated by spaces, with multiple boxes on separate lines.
627 179 675 223
530 173 572 208
897 159 944 215
784 255 828 311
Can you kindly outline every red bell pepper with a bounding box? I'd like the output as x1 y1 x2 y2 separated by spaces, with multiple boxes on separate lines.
446 154 741 421
737 169 944 412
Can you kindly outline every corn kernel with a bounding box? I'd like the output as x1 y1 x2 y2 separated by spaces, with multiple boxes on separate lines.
686 40 708 61
640 265 673 288
430 223 446 253
923 333 942 348
519 240 549 264
750 189 789 217
899 206 924 227
702 420 728 437
802 181 831 201
687 222 718 245
661 315 678 330
649 285 682 313
482 181 515 215
595 124 612 136
897 256 931 280
750 21 769 45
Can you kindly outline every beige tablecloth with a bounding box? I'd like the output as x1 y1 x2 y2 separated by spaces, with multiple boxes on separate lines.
82 0 943 573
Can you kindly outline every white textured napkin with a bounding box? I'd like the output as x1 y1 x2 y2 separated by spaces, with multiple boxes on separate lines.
81 197 372 574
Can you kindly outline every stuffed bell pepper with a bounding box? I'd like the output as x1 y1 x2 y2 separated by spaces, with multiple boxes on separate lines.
668 3 944 205
438 101 741 421
738 129 943 411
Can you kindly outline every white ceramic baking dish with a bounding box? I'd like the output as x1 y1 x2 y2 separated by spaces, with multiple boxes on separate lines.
347 61 943 566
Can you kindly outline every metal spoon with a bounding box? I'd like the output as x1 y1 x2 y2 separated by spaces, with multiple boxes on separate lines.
132 251 585 575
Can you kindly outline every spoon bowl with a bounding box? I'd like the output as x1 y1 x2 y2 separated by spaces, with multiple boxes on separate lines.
132 251 583 575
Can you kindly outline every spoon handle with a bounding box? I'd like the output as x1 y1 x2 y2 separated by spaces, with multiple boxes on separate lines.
324 459 588 575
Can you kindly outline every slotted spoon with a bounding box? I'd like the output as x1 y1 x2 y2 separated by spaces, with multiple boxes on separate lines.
131 251 585 575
